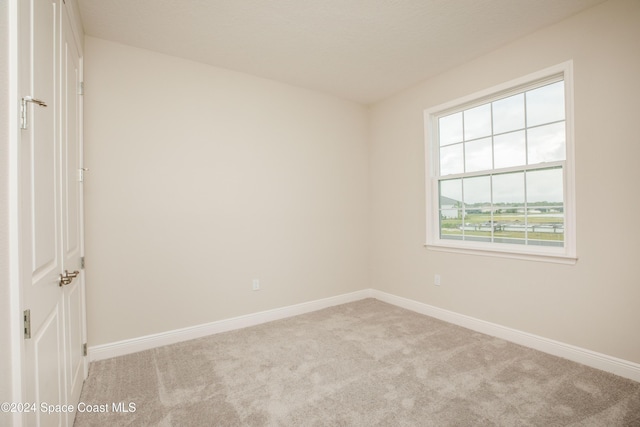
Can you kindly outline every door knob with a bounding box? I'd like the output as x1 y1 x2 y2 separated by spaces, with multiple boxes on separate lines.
59 274 72 287
59 270 79 287
64 270 79 279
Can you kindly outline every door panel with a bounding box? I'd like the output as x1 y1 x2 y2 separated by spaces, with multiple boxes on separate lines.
19 0 86 425
61 5 86 413
33 308 64 427
62 26 80 262
31 0 58 275
20 0 64 424
65 281 84 408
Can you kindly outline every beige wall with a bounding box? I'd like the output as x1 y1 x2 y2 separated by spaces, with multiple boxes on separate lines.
83 37 370 346
85 0 639 366
369 0 640 364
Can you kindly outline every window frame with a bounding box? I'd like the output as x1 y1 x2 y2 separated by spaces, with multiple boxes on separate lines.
424 61 576 264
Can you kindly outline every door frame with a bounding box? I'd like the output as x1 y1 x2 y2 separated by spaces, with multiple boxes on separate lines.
8 0 25 425
7 0 87 425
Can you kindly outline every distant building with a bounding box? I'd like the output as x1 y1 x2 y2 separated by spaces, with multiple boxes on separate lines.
440 195 460 219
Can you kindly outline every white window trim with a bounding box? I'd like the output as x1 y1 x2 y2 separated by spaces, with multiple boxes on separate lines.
424 61 577 264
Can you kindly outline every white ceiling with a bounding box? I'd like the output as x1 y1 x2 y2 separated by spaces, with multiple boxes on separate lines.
76 0 605 104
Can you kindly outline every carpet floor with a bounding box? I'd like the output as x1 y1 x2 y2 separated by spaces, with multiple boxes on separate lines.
74 299 640 426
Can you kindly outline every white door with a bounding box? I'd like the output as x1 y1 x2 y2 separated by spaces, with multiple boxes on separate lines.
19 0 64 425
18 0 86 425
60 4 87 414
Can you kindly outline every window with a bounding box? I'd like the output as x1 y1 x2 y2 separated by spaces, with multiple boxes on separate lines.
424 62 576 263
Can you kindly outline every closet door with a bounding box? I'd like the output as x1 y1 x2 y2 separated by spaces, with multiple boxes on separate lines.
19 0 65 425
61 4 87 416
19 0 86 425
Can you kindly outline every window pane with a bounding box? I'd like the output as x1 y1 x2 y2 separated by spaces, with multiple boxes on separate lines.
526 167 563 204
439 112 463 146
464 103 491 140
463 175 491 242
441 215 462 240
440 144 463 175
494 234 527 245
494 130 526 169
526 168 564 247
494 216 527 245
493 93 524 134
493 172 525 244
440 180 462 240
493 172 524 206
464 232 492 243
527 208 564 246
440 179 462 204
526 81 565 127
527 122 565 164
464 137 492 173
463 175 491 207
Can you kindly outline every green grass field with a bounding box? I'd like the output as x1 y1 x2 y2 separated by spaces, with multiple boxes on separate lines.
441 214 564 241
442 214 562 226
441 229 563 241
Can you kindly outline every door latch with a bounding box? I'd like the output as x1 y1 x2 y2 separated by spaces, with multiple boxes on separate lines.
59 270 79 287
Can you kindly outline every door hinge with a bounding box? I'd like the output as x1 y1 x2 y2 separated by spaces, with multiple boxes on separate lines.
79 82 84 96
81 257 85 269
83 343 87 357
78 167 89 182
24 310 31 339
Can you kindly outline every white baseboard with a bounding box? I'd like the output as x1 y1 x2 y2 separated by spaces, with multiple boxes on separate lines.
370 289 640 383
88 289 372 361
89 288 640 383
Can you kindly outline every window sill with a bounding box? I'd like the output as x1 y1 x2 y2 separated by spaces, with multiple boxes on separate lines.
424 243 578 265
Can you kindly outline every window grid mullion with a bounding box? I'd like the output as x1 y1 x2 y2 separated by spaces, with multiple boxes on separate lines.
490 100 495 244
462 112 467 174
490 101 495 177
490 174 495 243
523 91 529 246
461 111 470 242
524 170 529 245
461 178 466 241
439 161 565 181
524 91 529 167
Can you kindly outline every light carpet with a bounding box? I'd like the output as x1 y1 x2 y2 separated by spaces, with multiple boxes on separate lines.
74 298 640 426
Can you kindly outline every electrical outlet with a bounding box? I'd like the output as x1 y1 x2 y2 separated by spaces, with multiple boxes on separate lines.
252 279 260 291
434 274 441 286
